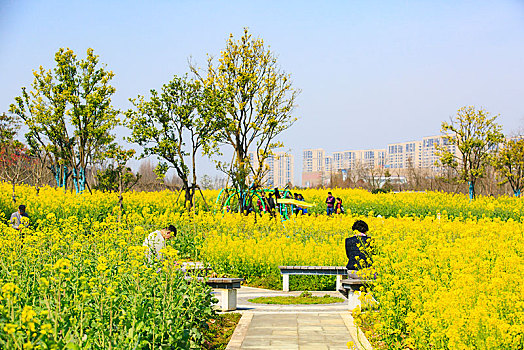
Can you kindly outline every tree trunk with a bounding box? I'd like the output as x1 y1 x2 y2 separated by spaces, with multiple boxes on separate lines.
184 186 193 212
73 168 80 194
118 173 123 222
11 181 16 204
197 186 209 210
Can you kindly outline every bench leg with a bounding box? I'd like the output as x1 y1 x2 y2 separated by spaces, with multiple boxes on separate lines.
282 274 289 292
336 275 343 291
347 290 362 310
220 289 237 311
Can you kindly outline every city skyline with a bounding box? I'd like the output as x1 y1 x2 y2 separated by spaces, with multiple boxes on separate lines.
247 131 461 188
300 134 460 187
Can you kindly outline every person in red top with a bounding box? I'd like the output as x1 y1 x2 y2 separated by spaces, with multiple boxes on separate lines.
335 197 345 214
257 198 263 212
326 192 336 215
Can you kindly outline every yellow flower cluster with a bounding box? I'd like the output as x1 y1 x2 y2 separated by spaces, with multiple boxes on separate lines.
0 202 215 348
2 183 523 224
197 213 523 349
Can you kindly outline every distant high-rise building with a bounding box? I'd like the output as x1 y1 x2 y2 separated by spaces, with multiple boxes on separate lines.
386 140 423 169
328 149 386 171
332 151 353 170
248 151 294 188
302 149 325 187
421 135 458 172
358 149 387 169
272 152 294 188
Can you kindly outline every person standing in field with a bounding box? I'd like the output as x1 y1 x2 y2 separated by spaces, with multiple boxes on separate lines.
267 193 275 208
345 220 371 277
335 197 345 214
293 193 301 215
11 204 29 230
298 194 308 215
143 225 177 262
326 192 336 216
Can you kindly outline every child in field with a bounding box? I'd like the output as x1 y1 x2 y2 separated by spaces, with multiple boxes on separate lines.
298 194 308 215
335 197 344 214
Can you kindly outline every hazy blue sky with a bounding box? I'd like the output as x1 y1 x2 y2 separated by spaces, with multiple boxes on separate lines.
1 0 523 183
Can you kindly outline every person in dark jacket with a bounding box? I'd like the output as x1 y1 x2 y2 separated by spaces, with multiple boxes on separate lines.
267 193 275 210
345 220 371 276
326 192 336 215
273 188 281 200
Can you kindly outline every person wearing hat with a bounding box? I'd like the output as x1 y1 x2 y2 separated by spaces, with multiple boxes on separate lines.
10 204 29 230
143 225 177 262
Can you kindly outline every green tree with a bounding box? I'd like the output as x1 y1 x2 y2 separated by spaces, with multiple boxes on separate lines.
192 28 299 212
0 141 34 204
0 113 33 203
9 48 118 193
0 112 19 143
438 106 504 200
200 174 214 190
493 137 524 197
95 144 140 216
126 75 222 211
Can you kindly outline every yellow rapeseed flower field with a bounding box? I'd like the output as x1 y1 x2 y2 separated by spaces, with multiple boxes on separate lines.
0 183 522 349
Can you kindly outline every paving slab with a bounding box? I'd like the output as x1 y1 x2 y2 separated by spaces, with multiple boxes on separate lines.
224 287 373 350
227 312 358 349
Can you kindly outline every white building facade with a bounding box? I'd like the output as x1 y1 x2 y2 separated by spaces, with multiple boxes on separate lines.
248 151 294 188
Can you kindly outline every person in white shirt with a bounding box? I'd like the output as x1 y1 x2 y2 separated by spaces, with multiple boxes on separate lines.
11 204 29 230
143 225 177 262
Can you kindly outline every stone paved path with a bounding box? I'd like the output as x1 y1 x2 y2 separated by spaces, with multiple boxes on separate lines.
237 312 354 350
221 287 373 350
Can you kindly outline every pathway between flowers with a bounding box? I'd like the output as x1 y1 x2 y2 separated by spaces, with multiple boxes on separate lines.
219 286 373 350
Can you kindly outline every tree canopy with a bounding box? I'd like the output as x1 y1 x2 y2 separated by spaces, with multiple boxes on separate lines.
9 48 118 193
126 75 223 210
438 106 504 199
193 28 299 210
493 137 524 197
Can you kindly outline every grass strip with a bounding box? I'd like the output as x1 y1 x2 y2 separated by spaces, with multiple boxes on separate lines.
204 313 242 349
248 294 344 305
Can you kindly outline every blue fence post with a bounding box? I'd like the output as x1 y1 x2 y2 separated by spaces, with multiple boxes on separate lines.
63 166 69 191
80 168 85 192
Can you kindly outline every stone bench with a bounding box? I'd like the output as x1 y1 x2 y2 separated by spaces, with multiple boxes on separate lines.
187 277 244 311
341 278 374 309
278 266 349 292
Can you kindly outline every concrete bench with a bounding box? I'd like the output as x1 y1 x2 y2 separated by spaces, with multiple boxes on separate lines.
278 266 349 292
187 277 244 311
341 278 373 309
